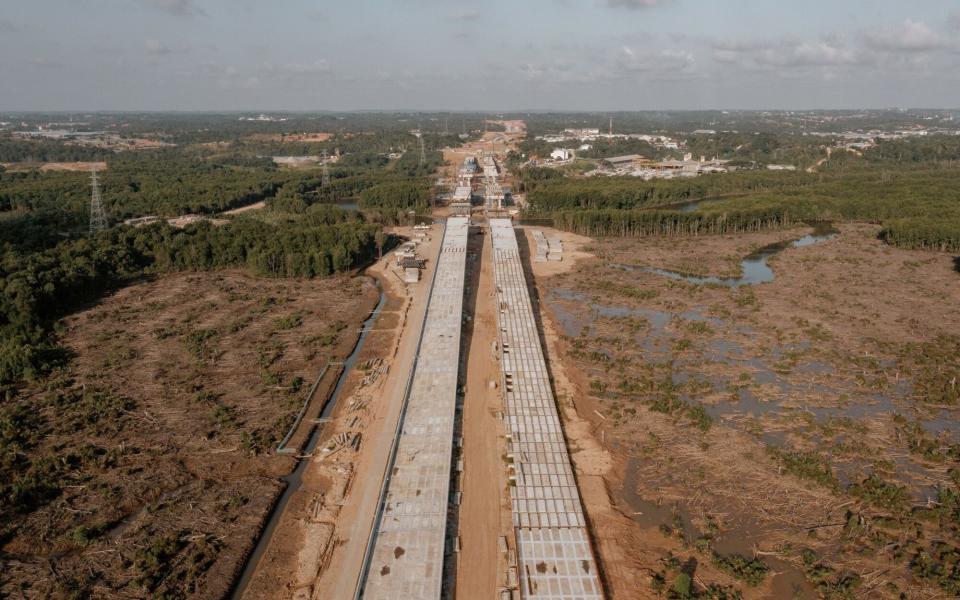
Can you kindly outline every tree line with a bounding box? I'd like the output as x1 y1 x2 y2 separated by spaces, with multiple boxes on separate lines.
0 213 380 385
0 138 114 163
536 166 960 253
524 169 818 211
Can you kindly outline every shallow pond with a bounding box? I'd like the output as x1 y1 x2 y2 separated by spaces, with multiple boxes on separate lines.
621 457 818 598
626 224 838 287
545 285 960 500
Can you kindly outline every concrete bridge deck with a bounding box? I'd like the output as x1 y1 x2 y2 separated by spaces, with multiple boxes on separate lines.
490 218 604 600
358 216 470 600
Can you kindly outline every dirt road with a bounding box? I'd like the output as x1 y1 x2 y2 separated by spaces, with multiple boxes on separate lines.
455 225 511 599
304 226 444 599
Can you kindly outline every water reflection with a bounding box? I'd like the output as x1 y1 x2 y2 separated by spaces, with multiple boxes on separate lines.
625 225 838 287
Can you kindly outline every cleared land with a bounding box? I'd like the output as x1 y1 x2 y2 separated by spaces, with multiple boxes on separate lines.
0 270 377 599
246 226 445 600
527 224 960 599
0 161 107 172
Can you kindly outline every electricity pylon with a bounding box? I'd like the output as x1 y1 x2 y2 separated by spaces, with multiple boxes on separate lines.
89 169 108 234
321 149 331 187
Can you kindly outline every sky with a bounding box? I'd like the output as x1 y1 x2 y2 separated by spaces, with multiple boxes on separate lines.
1 0 959 111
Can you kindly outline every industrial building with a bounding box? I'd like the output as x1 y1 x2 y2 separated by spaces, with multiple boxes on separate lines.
602 154 647 168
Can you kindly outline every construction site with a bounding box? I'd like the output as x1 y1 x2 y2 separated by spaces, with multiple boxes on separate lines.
340 211 600 599
232 129 608 600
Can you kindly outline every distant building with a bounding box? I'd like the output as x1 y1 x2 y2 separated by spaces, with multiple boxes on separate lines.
563 128 600 138
550 148 574 161
603 154 647 168
766 164 797 171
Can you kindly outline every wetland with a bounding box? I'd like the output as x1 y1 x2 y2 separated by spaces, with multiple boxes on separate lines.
533 223 960 598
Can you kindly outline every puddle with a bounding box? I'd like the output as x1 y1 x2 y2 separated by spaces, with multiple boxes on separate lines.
629 225 838 287
548 287 720 362
921 408 960 443
547 255 959 503
621 458 816 598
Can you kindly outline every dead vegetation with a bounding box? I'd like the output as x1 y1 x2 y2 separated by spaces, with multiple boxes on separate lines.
534 223 960 598
0 270 377 599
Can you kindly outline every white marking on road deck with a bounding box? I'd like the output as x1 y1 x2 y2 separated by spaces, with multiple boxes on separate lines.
359 216 470 600
490 218 604 600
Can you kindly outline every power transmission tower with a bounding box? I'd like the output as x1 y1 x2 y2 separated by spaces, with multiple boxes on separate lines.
89 169 108 234
321 149 331 187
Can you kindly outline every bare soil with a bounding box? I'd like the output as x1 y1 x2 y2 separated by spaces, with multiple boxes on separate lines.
454 224 514 599
0 270 377 599
241 226 444 600
527 224 960 599
222 201 267 216
0 161 107 172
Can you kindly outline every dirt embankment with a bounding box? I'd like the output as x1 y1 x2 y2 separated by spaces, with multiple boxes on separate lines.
0 270 377 599
526 224 960 599
1 161 107 172
241 225 443 600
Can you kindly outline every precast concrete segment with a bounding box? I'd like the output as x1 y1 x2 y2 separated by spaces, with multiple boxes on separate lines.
490 218 604 600
360 216 470 600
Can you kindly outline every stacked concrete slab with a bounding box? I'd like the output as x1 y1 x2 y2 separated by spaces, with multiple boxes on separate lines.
532 230 563 262
490 219 603 600
359 216 470 600
547 237 563 262
532 230 549 262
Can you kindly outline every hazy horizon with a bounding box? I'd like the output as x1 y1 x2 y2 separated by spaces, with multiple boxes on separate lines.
2 0 960 112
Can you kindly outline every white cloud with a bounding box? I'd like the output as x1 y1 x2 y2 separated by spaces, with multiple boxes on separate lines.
516 45 694 86
267 60 332 75
862 20 946 53
143 0 206 17
712 36 864 69
144 39 172 55
601 0 668 8
765 41 861 67
618 46 694 72
445 9 480 21
518 60 591 83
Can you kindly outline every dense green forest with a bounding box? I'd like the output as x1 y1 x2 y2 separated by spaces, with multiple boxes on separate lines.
530 166 960 252
0 138 113 163
523 169 817 210
0 209 380 385
0 119 454 389
0 129 446 218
